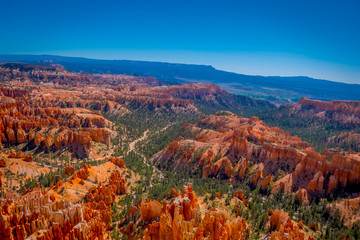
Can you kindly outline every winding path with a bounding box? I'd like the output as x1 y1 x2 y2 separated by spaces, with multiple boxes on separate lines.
127 125 176 182
127 130 149 155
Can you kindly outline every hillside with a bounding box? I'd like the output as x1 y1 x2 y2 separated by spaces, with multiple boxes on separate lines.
152 112 360 198
1 54 360 105
150 112 360 237
259 98 360 152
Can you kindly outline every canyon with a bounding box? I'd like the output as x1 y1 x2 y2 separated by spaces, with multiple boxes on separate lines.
0 62 359 239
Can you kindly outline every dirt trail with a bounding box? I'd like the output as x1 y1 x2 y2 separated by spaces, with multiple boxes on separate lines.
128 129 149 154
127 127 171 181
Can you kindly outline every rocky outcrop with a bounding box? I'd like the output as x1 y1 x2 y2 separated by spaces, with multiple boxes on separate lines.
203 157 233 179
108 157 126 168
86 128 110 144
0 158 6 167
296 189 309 204
141 184 249 240
34 132 43 146
234 190 246 201
0 158 129 240
197 207 248 240
64 165 75 176
270 209 313 240
234 158 248 179
85 170 127 205
23 155 33 162
253 163 264 184
329 197 360 226
73 164 90 180
307 171 324 192
140 200 162 222
261 174 273 190
327 175 338 194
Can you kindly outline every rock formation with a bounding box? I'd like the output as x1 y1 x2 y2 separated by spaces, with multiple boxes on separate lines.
270 209 313 240
108 157 126 168
261 174 273 190
0 188 109 240
0 158 6 167
0 98 111 157
152 113 360 198
0 159 128 240
73 164 90 180
296 189 309 204
288 97 360 125
141 184 249 240
64 165 75 176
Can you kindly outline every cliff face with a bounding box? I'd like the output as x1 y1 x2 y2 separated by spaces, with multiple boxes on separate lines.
152 112 360 198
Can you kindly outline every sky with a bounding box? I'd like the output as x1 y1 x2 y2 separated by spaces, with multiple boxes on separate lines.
1 0 360 84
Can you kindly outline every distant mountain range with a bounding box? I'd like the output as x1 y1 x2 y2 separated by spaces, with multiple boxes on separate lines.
1 54 359 104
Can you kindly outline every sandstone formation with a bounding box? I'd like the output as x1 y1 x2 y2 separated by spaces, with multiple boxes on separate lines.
73 164 90 180
261 174 273 190
85 170 127 205
234 190 245 201
329 197 360 226
64 165 75 176
0 59 358 240
0 160 128 240
270 209 313 240
141 184 249 240
108 157 126 168
0 97 111 157
23 155 33 162
296 189 309 204
0 188 109 240
307 172 324 193
288 97 360 125
0 158 6 167
152 113 360 198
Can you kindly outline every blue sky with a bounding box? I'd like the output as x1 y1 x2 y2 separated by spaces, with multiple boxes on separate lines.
1 0 359 83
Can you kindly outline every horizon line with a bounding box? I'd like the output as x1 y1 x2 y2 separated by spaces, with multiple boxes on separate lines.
0 53 359 86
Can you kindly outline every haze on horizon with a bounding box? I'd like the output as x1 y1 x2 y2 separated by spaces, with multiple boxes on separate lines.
1 0 359 84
